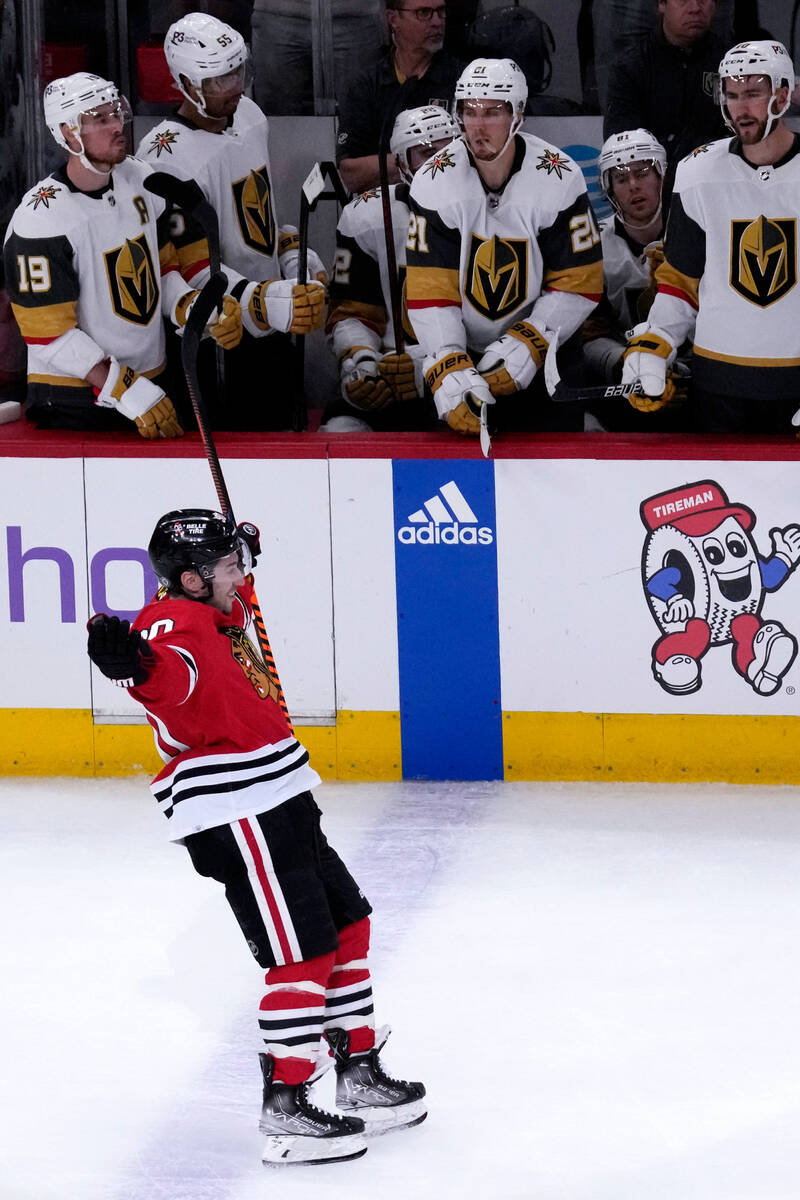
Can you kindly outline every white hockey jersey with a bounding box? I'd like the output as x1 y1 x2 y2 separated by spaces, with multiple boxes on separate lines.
651 135 800 398
327 182 425 387
582 215 659 379
3 158 188 395
136 97 281 289
406 133 603 358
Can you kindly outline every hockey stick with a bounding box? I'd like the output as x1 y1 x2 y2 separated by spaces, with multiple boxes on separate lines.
144 172 227 403
543 326 644 405
293 161 349 431
377 83 418 356
182 271 292 728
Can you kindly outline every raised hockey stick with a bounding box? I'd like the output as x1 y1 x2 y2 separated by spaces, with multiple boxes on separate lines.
144 172 227 400
293 161 349 431
182 272 292 727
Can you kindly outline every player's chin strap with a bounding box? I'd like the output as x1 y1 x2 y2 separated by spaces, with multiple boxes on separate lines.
68 141 113 179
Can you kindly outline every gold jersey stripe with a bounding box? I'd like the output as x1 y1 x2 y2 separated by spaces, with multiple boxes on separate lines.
694 345 800 367
656 261 700 308
158 241 180 273
326 298 387 337
542 260 603 299
406 265 462 305
12 300 77 341
174 237 210 275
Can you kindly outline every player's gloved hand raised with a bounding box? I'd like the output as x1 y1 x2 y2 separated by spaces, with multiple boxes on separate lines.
241 279 326 337
424 349 494 436
237 521 261 572
378 352 418 403
341 348 394 410
476 320 551 397
95 359 183 439
278 226 328 286
87 614 153 688
174 290 243 350
621 322 676 410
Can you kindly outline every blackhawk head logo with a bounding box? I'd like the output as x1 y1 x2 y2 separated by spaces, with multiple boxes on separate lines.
220 626 277 701
730 216 797 307
465 234 528 320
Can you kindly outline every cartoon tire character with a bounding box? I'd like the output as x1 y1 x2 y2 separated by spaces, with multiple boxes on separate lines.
640 481 800 696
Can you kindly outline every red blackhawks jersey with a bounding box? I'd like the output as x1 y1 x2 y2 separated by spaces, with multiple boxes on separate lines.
130 580 320 842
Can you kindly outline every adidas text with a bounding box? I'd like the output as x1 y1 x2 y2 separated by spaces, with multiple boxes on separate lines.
397 523 493 545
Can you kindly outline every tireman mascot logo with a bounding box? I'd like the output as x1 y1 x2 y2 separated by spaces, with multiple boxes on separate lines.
640 480 800 696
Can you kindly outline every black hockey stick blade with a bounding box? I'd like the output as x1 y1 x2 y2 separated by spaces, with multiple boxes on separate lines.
144 171 205 209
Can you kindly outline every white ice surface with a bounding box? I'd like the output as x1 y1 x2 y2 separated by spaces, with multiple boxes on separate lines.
3 776 800 1200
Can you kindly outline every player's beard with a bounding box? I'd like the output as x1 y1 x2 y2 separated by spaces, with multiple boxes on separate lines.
735 113 768 143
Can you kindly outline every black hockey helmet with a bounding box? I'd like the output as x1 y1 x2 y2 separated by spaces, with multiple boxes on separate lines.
148 509 240 592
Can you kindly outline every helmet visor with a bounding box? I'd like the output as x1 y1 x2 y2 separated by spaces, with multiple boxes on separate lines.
202 58 253 97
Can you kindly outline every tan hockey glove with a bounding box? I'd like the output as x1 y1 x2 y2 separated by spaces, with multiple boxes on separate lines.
477 321 551 396
424 349 494 436
621 322 677 408
174 290 243 350
278 226 328 285
378 352 418 402
95 359 183 439
243 280 326 336
340 347 394 410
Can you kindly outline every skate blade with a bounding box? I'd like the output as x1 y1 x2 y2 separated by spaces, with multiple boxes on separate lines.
341 1097 428 1137
261 1132 368 1166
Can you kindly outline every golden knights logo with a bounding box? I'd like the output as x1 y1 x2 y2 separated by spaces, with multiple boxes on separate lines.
730 216 797 307
465 234 528 320
220 626 278 701
354 188 379 206
146 129 179 157
535 148 571 179
232 165 276 256
422 147 457 178
27 185 60 210
104 234 159 325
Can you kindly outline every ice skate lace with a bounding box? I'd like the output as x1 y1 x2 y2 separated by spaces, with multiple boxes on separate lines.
298 1081 350 1126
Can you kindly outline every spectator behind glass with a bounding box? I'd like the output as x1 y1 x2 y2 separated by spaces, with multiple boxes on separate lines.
589 0 735 111
251 0 384 115
335 0 463 195
602 0 729 195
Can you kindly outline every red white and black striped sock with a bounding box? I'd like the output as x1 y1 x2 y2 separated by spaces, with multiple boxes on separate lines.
323 917 375 1055
259 950 335 1085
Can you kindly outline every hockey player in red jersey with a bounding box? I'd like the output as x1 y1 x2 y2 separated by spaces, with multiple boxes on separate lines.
87 510 425 1166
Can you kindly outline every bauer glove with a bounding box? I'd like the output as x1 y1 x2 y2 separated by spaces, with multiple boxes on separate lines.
237 521 261 572
278 226 328 285
95 359 183 439
621 322 677 406
240 279 326 337
340 347 394 410
424 349 494 436
87 614 153 688
174 290 243 350
378 351 418 403
477 320 552 396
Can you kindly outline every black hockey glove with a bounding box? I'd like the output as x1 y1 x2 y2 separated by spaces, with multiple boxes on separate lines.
87 614 152 688
237 521 261 572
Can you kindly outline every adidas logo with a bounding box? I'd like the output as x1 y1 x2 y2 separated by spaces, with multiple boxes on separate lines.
397 480 493 546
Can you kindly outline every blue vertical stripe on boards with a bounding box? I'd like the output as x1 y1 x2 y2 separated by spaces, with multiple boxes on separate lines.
392 459 503 780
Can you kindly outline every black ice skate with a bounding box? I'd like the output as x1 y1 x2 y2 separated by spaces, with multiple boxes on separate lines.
326 1024 427 1136
258 1053 367 1166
